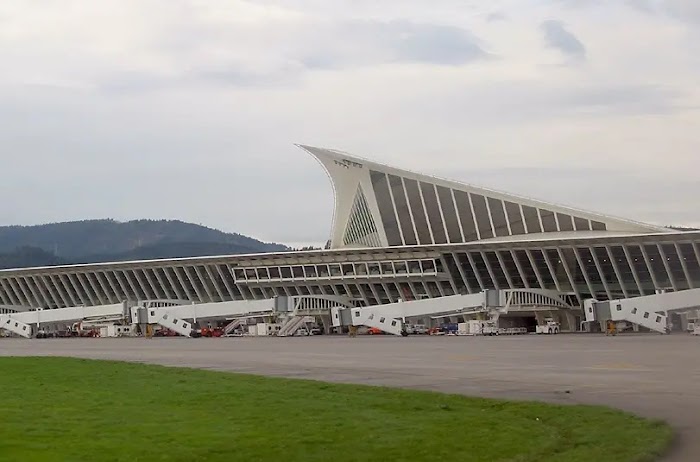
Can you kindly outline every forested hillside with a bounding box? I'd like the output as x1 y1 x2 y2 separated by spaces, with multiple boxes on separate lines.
0 219 289 269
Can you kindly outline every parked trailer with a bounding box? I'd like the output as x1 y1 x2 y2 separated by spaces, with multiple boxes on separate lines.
255 323 281 336
500 327 528 335
99 325 135 338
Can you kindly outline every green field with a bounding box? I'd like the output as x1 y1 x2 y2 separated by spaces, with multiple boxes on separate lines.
0 357 671 462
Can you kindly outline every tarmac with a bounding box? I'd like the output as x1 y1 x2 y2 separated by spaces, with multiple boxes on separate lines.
2 333 698 461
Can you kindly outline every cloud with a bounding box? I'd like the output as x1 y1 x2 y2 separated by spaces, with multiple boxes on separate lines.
661 0 700 23
540 20 586 59
486 12 507 22
0 0 699 243
294 20 488 70
95 19 489 92
568 0 700 25
383 21 487 65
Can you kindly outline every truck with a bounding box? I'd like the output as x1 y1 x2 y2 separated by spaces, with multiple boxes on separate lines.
536 319 560 334
404 324 428 335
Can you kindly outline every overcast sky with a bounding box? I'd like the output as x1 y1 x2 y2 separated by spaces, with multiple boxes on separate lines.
1 0 698 247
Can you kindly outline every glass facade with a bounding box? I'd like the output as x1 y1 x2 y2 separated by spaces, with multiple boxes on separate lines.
388 175 417 245
557 213 574 232
505 202 525 235
0 233 697 311
522 206 542 233
420 182 448 244
540 210 558 232
488 198 510 237
471 194 494 239
370 170 402 246
403 178 432 245
437 186 462 243
361 169 625 248
454 190 478 241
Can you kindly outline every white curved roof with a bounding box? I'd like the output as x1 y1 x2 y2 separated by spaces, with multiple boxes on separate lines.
298 144 667 250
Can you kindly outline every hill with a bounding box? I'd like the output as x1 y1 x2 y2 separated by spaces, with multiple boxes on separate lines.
0 219 289 270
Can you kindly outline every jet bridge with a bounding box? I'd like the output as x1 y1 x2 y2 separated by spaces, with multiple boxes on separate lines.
347 293 490 335
134 299 281 337
0 315 33 338
336 289 580 336
0 303 127 338
1 298 283 339
584 288 700 334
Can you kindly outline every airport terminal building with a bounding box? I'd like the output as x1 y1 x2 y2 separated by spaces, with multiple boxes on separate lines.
1 146 699 333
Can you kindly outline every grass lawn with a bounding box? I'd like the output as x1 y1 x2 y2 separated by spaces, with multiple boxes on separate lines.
0 357 671 462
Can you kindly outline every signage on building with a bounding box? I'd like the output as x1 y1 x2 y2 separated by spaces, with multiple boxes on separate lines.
334 159 363 169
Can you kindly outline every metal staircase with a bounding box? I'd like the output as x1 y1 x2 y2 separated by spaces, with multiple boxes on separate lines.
224 318 244 335
278 315 313 337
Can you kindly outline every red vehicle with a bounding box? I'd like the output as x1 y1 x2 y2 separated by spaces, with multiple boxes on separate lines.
199 327 224 337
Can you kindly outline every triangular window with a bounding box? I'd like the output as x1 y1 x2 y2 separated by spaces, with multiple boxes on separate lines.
343 186 381 247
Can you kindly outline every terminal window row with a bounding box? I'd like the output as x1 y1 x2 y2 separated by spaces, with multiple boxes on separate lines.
252 279 453 305
231 259 441 281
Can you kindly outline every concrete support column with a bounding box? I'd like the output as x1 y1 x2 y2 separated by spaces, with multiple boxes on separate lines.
320 315 331 334
563 311 577 332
